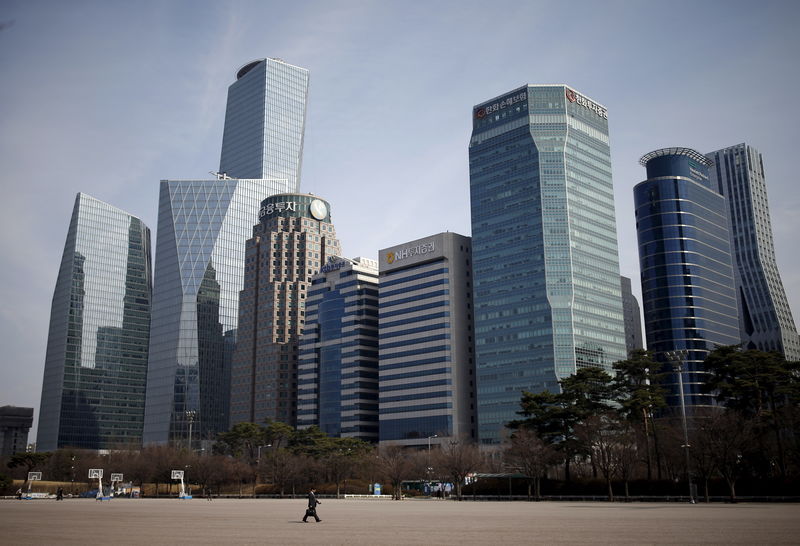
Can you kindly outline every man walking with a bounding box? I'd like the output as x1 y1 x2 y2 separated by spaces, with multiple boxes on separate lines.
302 487 322 523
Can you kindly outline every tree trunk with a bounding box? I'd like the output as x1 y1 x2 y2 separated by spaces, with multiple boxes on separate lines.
651 419 663 480
642 409 653 481
727 479 736 503
534 477 541 501
606 478 614 502
703 479 710 503
527 481 532 501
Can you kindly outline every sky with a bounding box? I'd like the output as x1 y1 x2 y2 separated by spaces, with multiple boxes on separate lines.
2 0 799 440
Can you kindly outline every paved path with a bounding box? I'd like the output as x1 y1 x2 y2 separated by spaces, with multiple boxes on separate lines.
2 498 798 545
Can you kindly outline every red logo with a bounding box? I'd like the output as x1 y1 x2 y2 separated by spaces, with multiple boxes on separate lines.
475 108 486 119
565 88 577 103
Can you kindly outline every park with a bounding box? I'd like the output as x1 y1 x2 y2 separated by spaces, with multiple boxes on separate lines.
1 497 799 545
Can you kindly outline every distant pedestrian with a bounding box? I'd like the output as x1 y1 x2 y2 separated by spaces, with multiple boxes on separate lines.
302 487 321 523
56 487 64 501
16 488 22 500
205 486 212 501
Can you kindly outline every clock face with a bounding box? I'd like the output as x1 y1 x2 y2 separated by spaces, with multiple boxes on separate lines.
309 199 328 220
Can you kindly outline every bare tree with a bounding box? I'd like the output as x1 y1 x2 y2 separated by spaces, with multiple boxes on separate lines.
505 429 558 500
706 411 756 502
378 444 414 500
575 413 635 502
433 439 483 501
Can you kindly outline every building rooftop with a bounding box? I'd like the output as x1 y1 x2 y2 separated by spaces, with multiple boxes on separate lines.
639 147 713 167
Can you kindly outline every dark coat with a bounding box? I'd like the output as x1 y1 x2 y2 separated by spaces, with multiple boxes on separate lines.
307 491 320 508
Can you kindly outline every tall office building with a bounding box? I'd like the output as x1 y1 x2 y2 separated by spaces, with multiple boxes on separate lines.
297 257 379 441
230 194 341 427
38 193 152 451
634 148 740 408
219 58 309 191
143 178 290 446
1 406 34 456
621 276 644 354
706 144 800 360
469 85 627 444
378 232 476 447
143 58 309 446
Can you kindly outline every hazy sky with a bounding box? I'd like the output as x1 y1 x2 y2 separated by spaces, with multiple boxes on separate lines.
2 0 799 439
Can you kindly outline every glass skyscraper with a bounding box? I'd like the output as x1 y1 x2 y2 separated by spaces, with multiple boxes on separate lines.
219 58 309 191
378 232 476 447
143 58 309 446
144 179 291 445
706 144 800 360
230 194 341 427
634 148 740 408
38 193 152 451
469 85 627 444
298 257 379 441
621 276 644 354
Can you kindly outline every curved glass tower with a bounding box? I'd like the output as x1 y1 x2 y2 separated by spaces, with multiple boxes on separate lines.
706 144 800 360
634 148 740 408
38 193 152 450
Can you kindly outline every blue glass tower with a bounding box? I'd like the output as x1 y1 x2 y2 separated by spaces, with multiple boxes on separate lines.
219 58 309 190
38 193 152 451
469 85 627 444
297 257 379 441
635 148 741 408
706 144 800 360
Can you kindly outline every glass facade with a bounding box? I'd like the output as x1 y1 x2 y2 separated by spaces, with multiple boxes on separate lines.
621 275 644 354
378 233 476 447
219 58 309 191
469 85 627 444
706 144 800 360
231 194 341 427
635 148 740 408
38 193 152 451
143 179 290 446
297 257 379 441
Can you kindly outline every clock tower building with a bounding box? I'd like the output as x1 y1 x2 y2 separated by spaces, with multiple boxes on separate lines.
230 193 341 427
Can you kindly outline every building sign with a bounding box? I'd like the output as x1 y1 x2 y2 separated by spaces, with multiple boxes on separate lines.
687 159 710 182
385 241 435 264
474 91 528 119
565 88 608 119
320 258 347 274
259 201 297 218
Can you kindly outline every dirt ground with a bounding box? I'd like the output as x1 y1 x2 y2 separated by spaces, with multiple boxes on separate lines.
1 497 798 545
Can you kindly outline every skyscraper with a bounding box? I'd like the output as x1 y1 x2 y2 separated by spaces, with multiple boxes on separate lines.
706 144 800 360
634 148 740 408
230 194 341 427
621 276 644 354
219 58 309 190
1 406 34 456
38 193 152 451
297 256 379 441
143 178 291 446
378 232 476 447
469 85 627 444
143 58 309 446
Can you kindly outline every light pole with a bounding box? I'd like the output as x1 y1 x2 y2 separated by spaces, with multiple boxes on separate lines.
427 435 437 496
185 410 197 451
665 349 694 504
